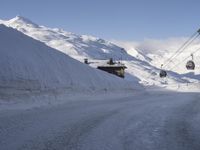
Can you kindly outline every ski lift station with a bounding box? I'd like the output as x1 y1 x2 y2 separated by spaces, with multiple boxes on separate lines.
97 58 127 78
84 57 127 78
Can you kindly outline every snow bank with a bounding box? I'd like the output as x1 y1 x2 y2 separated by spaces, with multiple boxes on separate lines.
0 25 133 99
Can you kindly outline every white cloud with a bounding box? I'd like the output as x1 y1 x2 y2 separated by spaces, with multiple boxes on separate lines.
137 37 188 55
110 39 139 51
111 37 200 56
110 40 140 57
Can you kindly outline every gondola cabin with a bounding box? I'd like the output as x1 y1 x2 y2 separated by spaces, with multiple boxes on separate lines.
159 64 167 78
84 58 89 64
186 60 195 70
159 70 167 78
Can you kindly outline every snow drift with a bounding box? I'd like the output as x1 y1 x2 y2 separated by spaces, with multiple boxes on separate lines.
0 25 133 98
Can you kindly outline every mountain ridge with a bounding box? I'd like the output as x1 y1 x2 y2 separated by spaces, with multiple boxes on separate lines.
1 16 135 61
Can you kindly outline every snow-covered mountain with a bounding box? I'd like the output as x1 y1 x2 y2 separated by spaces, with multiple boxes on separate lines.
0 16 133 61
1 16 199 92
0 17 149 82
0 24 134 98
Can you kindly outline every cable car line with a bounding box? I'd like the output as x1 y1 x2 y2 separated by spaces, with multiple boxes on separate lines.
158 31 199 78
168 47 200 71
145 28 200 80
162 31 197 68
162 31 200 69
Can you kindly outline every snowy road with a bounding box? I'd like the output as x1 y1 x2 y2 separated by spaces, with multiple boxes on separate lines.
1 91 200 150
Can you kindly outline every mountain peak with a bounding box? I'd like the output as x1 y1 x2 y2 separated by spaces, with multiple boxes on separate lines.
14 15 27 20
8 15 39 28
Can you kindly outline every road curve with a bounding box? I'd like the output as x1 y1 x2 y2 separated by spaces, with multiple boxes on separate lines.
0 91 200 150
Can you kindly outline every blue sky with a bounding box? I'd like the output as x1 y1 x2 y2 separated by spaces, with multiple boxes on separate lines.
0 0 200 41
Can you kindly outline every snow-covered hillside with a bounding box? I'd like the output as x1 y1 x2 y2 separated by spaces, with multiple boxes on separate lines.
0 16 151 82
1 16 199 92
0 24 134 98
0 16 133 61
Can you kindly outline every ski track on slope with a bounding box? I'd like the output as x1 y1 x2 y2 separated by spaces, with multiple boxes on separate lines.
1 91 200 150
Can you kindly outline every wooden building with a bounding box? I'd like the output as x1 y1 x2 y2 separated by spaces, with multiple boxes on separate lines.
97 58 127 78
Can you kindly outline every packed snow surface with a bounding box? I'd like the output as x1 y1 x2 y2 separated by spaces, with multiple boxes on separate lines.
1 90 200 150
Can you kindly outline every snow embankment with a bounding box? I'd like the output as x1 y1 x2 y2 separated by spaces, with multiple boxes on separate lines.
0 25 134 100
0 16 158 88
